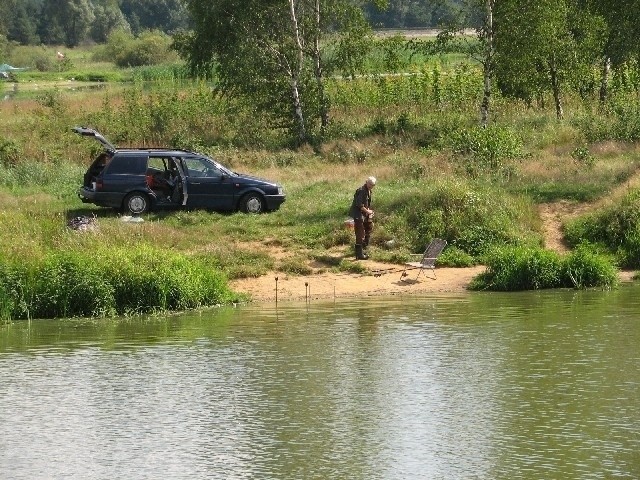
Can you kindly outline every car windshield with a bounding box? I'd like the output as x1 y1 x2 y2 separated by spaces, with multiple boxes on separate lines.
211 158 235 176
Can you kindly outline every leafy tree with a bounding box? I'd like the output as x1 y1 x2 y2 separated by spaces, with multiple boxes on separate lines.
39 0 95 47
364 0 464 28
589 0 640 65
120 0 190 35
90 4 131 43
7 1 41 45
436 0 496 126
583 0 640 102
0 0 15 37
177 0 386 145
493 0 605 119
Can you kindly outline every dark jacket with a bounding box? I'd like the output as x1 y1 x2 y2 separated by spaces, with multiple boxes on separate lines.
349 184 372 221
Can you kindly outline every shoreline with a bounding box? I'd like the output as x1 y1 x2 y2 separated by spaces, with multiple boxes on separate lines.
229 264 637 304
229 265 487 303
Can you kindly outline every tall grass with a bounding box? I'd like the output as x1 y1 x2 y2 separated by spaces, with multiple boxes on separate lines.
564 188 640 268
0 247 236 320
470 244 618 291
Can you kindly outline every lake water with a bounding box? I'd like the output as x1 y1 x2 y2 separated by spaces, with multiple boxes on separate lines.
1 285 639 479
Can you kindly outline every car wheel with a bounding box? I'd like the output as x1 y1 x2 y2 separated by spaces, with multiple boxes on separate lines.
240 192 265 214
123 192 150 215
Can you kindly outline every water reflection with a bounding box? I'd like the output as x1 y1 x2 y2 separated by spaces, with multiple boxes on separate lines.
1 287 639 479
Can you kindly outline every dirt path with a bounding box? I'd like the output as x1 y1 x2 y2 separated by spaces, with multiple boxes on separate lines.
537 169 640 254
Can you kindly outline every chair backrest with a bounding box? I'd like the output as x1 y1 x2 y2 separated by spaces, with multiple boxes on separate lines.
420 238 447 266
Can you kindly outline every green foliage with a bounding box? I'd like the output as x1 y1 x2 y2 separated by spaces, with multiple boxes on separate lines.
116 30 177 67
337 260 368 274
0 161 83 197
570 145 595 168
393 180 538 257
93 29 176 67
470 245 563 291
564 244 618 289
575 93 640 142
437 246 476 267
513 182 605 203
278 258 314 275
470 244 616 291
564 189 640 268
32 253 117 318
0 247 235 320
450 125 525 177
0 138 21 167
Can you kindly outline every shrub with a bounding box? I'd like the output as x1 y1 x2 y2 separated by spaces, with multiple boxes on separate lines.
450 125 525 177
470 245 564 291
31 254 116 319
437 246 476 267
563 245 618 289
116 30 177 67
0 247 235 321
394 180 539 257
0 139 21 167
95 29 176 67
470 245 617 291
570 145 595 168
564 188 640 267
575 94 640 142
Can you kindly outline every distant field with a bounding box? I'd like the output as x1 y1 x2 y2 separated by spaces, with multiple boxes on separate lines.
373 28 476 38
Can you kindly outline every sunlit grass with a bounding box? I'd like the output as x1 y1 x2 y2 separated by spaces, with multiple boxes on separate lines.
0 40 638 315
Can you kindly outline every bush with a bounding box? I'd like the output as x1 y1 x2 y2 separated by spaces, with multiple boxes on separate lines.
470 245 563 291
564 189 640 267
575 94 640 142
470 245 617 291
450 125 525 177
437 246 476 267
32 254 117 318
393 180 539 257
0 139 21 167
0 247 236 320
94 29 177 67
563 245 618 289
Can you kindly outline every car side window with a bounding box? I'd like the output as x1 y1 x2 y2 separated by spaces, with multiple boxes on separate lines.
105 154 147 175
183 157 222 179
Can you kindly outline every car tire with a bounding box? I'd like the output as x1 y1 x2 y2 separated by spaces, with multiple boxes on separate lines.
123 192 150 215
239 192 265 213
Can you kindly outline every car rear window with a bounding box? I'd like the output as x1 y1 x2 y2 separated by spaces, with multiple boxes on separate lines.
105 155 148 175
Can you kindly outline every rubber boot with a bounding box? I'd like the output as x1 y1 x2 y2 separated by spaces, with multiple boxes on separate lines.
355 244 368 260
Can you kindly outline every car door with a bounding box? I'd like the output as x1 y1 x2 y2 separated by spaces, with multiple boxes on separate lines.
179 156 236 210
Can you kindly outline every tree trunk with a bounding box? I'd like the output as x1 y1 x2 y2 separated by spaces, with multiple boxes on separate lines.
313 0 329 132
480 0 495 127
289 0 307 144
549 55 563 120
599 56 611 104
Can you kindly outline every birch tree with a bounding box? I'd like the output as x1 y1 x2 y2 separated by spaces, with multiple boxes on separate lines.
177 0 385 145
436 0 496 127
493 0 601 119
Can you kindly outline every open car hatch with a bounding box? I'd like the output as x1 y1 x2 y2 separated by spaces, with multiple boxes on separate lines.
72 126 116 152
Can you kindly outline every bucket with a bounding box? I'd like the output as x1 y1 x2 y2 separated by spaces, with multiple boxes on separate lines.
343 218 355 230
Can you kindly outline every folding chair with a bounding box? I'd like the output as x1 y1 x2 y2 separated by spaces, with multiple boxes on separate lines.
399 238 447 281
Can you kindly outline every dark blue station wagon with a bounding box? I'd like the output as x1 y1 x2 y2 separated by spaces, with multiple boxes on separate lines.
76 127 286 215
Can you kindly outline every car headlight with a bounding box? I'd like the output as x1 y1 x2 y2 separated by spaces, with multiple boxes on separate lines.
277 186 284 195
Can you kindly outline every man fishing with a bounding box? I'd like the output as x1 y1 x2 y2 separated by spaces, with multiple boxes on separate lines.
349 176 376 260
